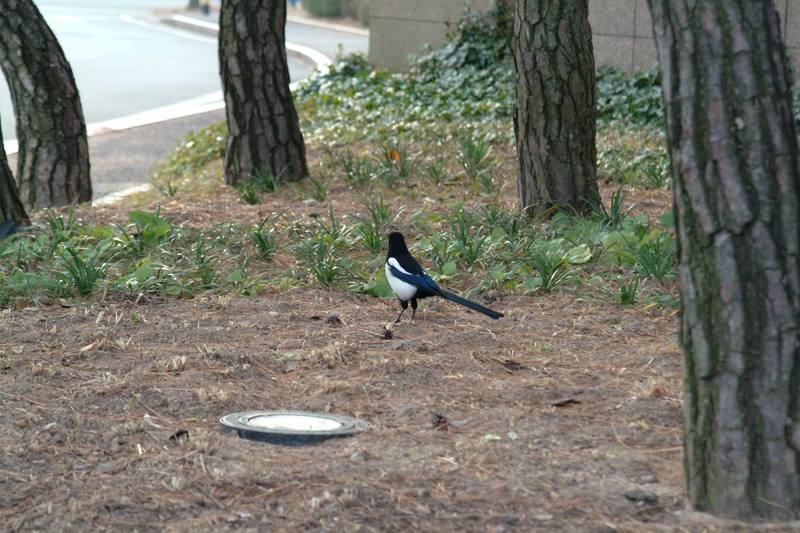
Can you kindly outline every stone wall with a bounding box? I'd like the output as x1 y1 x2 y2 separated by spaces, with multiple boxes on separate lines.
370 0 800 73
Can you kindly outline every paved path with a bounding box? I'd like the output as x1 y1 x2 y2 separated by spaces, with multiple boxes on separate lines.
6 9 369 201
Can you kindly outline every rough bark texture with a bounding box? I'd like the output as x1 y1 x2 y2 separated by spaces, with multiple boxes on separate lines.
219 0 309 185
648 0 800 519
0 0 91 208
0 124 29 227
512 0 600 216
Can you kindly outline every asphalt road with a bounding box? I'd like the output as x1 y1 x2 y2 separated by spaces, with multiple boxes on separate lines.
0 0 313 143
1 2 368 199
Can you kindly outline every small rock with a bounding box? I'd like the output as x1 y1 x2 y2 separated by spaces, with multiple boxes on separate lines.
624 489 658 504
634 473 658 484
390 340 413 350
96 462 118 475
302 198 317 206
350 451 366 463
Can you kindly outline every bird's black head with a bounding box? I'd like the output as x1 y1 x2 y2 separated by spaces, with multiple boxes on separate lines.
387 231 411 257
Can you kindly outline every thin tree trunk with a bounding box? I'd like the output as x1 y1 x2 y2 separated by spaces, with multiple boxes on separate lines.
0 0 91 208
219 0 309 185
648 0 800 519
0 125 29 228
512 0 600 216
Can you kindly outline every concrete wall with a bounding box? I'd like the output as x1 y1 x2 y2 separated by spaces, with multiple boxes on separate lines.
369 0 494 71
370 0 800 73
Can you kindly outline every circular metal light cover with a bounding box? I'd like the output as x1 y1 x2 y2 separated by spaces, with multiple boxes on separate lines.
220 410 369 445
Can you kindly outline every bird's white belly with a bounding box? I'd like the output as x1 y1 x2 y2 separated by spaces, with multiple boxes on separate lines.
386 261 418 301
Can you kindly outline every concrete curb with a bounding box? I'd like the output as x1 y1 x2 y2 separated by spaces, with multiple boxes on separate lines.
162 14 333 72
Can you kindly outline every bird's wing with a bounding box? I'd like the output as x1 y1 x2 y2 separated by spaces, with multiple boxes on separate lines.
386 263 443 296
394 253 427 275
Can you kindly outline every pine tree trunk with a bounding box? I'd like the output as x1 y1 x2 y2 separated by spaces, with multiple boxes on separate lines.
648 0 800 519
219 0 309 185
0 127 29 227
512 0 600 217
0 0 91 209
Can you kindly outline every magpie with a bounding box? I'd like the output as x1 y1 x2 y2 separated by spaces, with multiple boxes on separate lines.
385 231 503 323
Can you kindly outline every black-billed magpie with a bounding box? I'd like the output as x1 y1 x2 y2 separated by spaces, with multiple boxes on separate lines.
385 232 503 323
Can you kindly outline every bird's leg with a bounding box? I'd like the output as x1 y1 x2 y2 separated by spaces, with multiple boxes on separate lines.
394 300 409 323
410 298 418 322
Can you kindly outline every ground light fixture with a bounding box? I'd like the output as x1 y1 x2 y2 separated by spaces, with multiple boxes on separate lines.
220 410 370 445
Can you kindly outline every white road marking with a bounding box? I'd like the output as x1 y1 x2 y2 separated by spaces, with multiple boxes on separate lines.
119 14 218 44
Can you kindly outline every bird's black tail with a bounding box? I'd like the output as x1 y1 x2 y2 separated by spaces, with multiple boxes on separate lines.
441 290 503 320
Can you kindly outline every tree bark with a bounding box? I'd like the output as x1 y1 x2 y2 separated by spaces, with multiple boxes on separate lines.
0 123 29 228
219 0 309 185
0 0 91 209
512 0 600 216
648 0 800 519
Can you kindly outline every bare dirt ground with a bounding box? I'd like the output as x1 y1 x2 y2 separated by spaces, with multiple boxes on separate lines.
1 180 795 532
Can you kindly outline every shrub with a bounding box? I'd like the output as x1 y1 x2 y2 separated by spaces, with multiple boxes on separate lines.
357 0 370 26
304 0 341 17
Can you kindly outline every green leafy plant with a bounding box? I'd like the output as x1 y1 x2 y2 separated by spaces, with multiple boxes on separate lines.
250 217 279 260
616 275 640 305
338 150 375 186
418 232 457 272
526 240 576 292
115 209 172 257
354 197 395 253
307 177 329 202
447 208 488 266
252 164 283 193
57 246 108 295
155 180 180 198
596 65 664 128
457 134 492 181
588 187 633 230
237 181 262 205
424 158 450 185
634 231 676 281
192 241 218 290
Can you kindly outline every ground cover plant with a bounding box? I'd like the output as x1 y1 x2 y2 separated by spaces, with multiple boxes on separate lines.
2 7 797 532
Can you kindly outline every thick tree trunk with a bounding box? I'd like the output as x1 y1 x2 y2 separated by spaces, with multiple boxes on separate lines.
512 0 599 216
0 125 29 228
648 0 800 519
0 0 91 208
219 0 309 185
